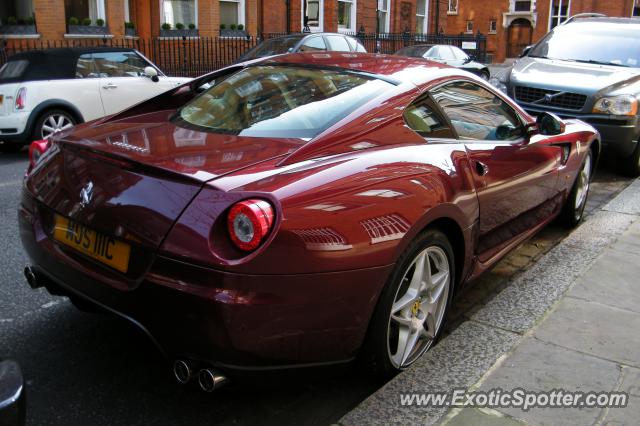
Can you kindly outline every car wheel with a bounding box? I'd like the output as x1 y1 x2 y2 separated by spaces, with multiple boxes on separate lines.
559 150 593 228
0 142 24 153
362 229 454 377
624 141 640 177
33 109 76 141
479 70 490 81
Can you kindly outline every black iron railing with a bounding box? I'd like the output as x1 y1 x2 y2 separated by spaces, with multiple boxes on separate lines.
0 32 487 77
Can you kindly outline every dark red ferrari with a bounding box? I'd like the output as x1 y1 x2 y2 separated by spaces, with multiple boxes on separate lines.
19 52 599 390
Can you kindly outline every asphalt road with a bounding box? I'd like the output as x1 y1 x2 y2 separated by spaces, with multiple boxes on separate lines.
0 149 633 425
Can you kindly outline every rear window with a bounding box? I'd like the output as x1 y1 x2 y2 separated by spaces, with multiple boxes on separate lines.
0 60 29 80
240 37 302 60
174 65 394 138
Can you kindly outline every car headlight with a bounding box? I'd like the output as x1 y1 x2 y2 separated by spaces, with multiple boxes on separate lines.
488 77 507 93
592 95 638 116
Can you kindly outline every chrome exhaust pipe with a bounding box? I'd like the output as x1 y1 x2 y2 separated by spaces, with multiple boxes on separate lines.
197 368 228 392
24 266 42 289
173 360 194 384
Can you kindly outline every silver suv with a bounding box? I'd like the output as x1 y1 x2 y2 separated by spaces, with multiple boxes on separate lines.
500 16 640 176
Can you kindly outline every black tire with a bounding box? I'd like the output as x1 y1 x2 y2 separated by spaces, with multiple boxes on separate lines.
479 70 490 81
559 150 593 228
361 228 455 378
0 142 25 153
624 141 640 178
32 109 76 141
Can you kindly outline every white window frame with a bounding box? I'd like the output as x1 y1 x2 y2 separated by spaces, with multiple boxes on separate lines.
512 0 533 12
220 0 246 28
489 19 497 34
547 0 570 30
301 0 324 32
337 0 356 33
160 0 198 27
377 0 391 33
415 0 428 34
124 0 130 22
447 0 458 15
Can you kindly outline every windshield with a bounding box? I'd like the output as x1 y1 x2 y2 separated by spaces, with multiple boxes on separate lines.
240 37 303 60
529 22 640 67
396 46 433 58
174 65 394 138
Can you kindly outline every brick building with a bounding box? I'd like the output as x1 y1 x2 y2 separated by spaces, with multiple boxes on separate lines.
443 0 640 63
0 0 449 41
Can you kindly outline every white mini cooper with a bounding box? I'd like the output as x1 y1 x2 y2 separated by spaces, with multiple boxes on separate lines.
0 47 190 152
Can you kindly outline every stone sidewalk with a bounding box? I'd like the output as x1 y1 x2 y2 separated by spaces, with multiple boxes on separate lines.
339 179 640 426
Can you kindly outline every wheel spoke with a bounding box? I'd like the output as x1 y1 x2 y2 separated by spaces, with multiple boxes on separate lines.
392 291 418 314
399 327 421 366
61 123 74 131
391 312 412 327
47 116 57 128
56 116 64 128
408 251 427 292
42 125 55 133
424 312 436 339
391 326 410 366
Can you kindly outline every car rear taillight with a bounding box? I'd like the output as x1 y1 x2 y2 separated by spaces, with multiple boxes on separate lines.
227 199 274 251
15 87 26 110
28 139 50 172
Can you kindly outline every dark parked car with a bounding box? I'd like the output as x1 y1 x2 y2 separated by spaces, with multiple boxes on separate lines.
0 360 25 426
499 16 640 176
395 44 490 80
237 32 366 61
21 52 597 389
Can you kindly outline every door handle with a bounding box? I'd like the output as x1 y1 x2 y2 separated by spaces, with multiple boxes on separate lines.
475 161 489 176
102 83 117 90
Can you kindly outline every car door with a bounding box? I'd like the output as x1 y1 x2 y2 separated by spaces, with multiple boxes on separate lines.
93 51 180 115
448 46 469 68
431 80 562 257
61 53 105 121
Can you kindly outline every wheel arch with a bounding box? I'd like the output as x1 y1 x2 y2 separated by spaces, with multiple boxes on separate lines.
26 100 85 138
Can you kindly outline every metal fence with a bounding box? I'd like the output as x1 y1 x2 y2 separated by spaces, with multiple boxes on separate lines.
0 32 487 78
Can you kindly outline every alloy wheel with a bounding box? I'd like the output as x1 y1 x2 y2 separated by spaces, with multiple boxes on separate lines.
387 246 450 369
574 152 592 221
40 113 74 139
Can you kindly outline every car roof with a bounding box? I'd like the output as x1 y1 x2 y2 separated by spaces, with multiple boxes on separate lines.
260 51 464 87
1 47 137 83
565 16 640 26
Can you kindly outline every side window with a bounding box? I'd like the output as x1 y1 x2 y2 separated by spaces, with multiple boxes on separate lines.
437 46 456 61
299 37 327 52
346 36 357 51
423 46 439 59
75 54 97 78
326 35 352 52
92 51 150 78
451 46 468 61
404 94 455 139
355 42 367 53
431 81 524 141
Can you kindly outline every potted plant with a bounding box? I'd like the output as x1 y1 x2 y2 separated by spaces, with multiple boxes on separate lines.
220 22 247 37
125 21 136 37
160 21 198 37
0 15 37 35
68 16 110 35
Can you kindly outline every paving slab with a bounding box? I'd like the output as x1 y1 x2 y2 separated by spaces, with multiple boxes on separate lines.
568 248 640 314
534 297 640 368
441 407 525 426
610 219 640 256
601 366 640 425
603 178 640 215
339 321 520 426
478 337 621 426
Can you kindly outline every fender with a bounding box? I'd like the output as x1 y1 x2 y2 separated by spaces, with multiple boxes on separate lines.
26 99 85 135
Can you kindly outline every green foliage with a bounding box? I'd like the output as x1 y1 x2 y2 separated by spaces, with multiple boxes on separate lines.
5 16 18 25
175 22 185 30
125 21 135 29
82 17 92 26
23 16 35 25
188 23 196 30
237 24 244 30
68 16 79 25
161 22 171 30
230 23 237 30
220 24 226 30
96 18 105 26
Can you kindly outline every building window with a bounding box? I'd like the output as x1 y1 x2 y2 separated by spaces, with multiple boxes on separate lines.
302 0 323 32
161 0 197 28
548 0 569 29
513 0 532 12
447 0 458 14
0 0 34 26
489 19 497 33
633 0 640 16
220 0 245 28
416 0 428 34
64 0 106 24
338 0 356 32
466 20 473 33
377 0 390 33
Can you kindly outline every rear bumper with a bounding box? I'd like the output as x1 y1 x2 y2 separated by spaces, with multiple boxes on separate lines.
0 111 30 143
520 105 639 158
18 200 391 371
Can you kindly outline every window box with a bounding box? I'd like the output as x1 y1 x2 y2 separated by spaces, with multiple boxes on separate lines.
68 24 110 35
125 27 136 37
220 29 247 38
0 25 37 35
160 28 199 37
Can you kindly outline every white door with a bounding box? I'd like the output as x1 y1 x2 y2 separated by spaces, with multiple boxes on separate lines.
93 51 183 115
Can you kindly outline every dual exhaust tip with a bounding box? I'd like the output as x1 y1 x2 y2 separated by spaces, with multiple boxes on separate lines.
173 360 228 392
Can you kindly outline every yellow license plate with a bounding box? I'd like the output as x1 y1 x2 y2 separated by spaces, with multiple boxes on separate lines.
53 215 131 273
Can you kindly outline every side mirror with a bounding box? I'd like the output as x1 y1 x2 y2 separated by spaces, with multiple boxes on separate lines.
520 45 533 57
0 360 26 426
536 112 566 136
144 66 159 82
